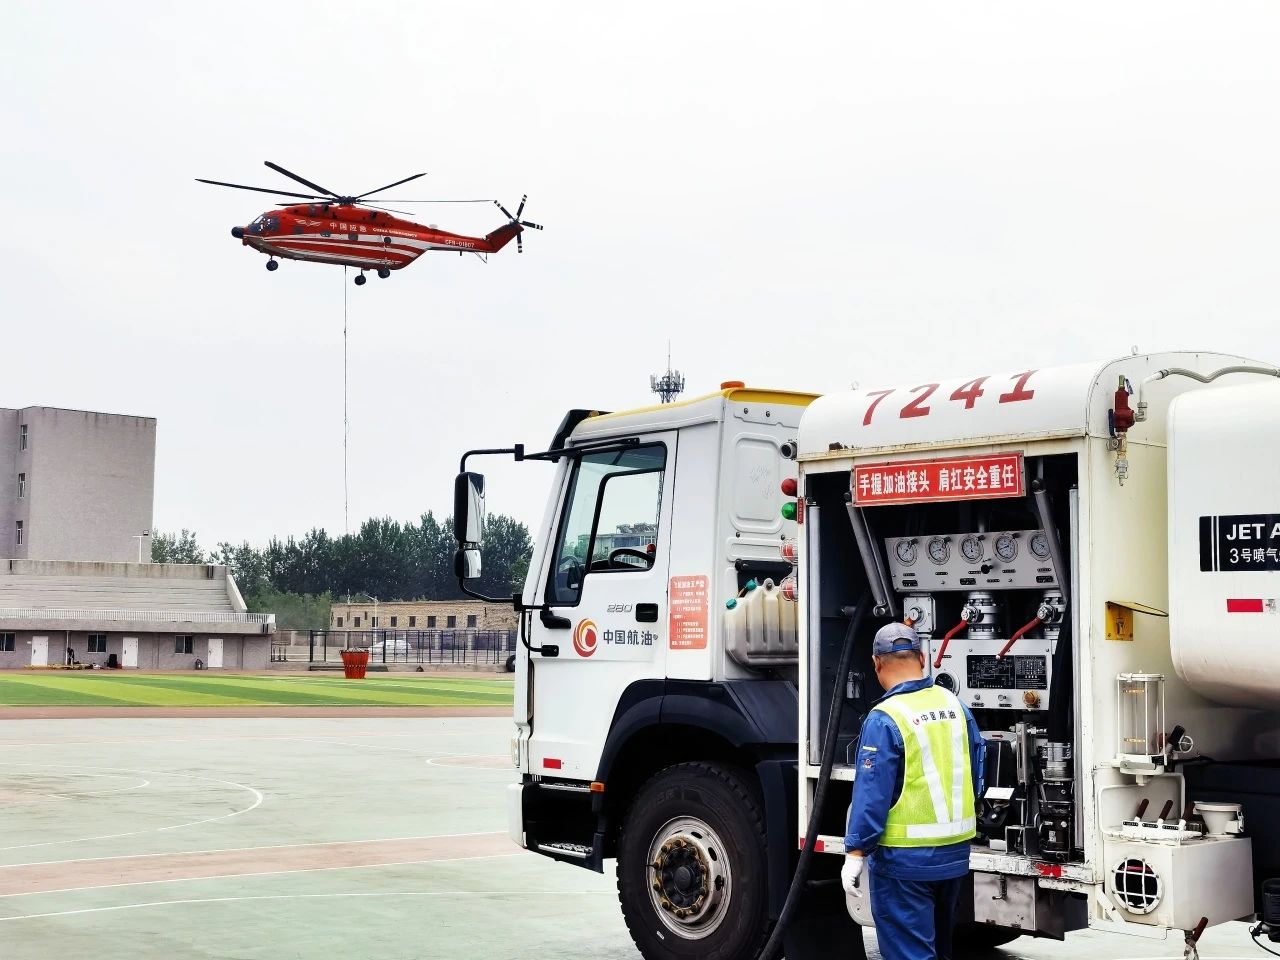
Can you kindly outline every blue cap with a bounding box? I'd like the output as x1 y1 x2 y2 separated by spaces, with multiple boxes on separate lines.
872 622 923 656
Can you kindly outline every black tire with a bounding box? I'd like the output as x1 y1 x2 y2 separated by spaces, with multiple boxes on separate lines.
354 273 367 286
955 923 1022 952
617 762 770 960
377 267 390 279
265 259 278 271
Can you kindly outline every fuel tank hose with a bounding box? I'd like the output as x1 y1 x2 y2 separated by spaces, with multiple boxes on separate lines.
758 601 868 960
932 617 970 670
996 615 1043 660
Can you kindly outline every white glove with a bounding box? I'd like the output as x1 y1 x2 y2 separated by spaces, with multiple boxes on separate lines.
841 855 865 897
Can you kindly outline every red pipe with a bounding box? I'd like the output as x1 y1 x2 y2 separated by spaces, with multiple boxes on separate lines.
932 619 969 670
996 616 1042 659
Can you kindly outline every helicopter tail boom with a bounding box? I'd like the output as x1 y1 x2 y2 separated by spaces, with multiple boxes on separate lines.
484 221 523 254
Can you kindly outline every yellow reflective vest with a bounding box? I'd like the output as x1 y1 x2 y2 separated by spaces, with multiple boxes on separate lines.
872 684 977 847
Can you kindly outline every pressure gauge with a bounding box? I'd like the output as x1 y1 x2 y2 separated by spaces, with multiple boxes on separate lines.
994 533 1018 563
895 539 918 566
927 536 950 565
960 535 984 564
1030 532 1051 560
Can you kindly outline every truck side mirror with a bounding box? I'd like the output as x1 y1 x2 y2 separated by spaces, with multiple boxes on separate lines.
453 472 486 581
454 546 482 581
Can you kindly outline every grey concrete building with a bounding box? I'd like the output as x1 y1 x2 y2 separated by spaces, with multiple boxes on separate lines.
0 560 274 670
0 406 156 562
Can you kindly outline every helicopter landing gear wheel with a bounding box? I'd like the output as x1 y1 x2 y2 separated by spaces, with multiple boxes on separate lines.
377 267 390 279
353 273 367 286
265 259 278 272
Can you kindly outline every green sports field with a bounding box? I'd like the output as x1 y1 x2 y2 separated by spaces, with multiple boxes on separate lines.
0 673 514 707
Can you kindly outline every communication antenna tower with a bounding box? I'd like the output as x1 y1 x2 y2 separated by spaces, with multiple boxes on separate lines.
649 343 685 404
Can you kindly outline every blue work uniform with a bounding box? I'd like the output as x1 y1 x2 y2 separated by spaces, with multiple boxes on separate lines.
845 677 985 960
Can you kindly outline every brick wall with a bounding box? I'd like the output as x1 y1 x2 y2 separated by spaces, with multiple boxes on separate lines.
329 599 517 631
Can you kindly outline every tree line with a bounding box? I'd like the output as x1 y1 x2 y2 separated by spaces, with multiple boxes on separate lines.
151 513 532 629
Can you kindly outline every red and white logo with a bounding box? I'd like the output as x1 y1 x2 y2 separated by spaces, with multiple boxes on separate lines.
573 619 599 658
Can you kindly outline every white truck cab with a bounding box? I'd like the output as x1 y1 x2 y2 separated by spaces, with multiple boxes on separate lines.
454 354 1280 960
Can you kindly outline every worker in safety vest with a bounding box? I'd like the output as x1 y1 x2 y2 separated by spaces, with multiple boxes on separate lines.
841 622 985 960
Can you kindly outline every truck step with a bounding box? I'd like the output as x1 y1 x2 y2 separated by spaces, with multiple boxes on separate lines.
537 841 594 859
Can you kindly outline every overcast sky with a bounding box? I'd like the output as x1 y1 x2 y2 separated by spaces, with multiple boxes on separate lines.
3 2 1278 549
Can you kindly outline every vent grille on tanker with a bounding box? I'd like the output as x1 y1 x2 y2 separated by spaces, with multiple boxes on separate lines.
1113 857 1162 914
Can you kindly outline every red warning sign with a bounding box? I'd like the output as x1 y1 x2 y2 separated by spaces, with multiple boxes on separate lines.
852 453 1025 506
669 575 709 650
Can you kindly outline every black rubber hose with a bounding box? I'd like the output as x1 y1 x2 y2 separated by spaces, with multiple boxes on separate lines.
758 601 868 960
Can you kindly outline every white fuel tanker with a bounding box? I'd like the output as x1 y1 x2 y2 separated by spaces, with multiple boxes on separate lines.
453 352 1280 960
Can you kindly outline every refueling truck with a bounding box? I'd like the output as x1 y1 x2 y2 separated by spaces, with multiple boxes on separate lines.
453 352 1280 960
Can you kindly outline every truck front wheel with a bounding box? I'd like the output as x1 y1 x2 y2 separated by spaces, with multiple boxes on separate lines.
617 762 771 960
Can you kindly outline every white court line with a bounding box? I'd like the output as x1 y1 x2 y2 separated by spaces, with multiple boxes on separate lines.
40 780 152 803
4 772 152 802
0 887 528 922
62 778 152 797
290 737 492 758
424 756 511 772
0 762 263 852
290 739 511 771
0 729 502 748
0 830 506 870
0 851 523 902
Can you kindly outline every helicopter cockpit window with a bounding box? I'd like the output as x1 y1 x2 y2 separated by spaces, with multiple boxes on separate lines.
264 216 280 232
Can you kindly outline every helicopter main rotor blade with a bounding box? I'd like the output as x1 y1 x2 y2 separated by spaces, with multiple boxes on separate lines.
357 202 416 216
264 161 340 199
355 172 428 200
373 198 493 203
196 178 326 200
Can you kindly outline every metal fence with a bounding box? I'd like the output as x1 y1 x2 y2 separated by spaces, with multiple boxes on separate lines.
300 629 517 665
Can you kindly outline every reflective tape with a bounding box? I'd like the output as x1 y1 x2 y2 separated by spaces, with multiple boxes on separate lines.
878 697 952 824
905 816 978 839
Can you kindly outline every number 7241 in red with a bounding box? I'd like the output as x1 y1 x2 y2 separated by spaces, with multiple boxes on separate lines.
861 371 1037 426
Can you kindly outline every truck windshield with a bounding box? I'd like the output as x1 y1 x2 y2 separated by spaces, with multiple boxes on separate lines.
547 444 665 605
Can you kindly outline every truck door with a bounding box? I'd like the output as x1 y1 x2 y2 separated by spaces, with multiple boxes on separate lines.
524 435 675 780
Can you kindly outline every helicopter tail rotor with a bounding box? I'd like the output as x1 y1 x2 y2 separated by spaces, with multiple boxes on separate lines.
494 195 543 253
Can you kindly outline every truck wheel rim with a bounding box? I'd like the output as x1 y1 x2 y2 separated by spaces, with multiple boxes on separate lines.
645 816 732 939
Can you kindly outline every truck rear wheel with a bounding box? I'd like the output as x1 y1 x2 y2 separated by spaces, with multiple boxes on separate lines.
617 762 771 960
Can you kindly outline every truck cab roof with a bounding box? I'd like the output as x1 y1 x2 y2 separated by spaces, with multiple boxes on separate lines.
567 384 820 443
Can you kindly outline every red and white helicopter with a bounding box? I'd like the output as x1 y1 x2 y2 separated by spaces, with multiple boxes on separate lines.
197 161 542 284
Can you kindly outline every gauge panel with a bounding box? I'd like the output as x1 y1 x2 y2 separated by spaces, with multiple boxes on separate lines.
932 634 1054 710
884 529 1058 591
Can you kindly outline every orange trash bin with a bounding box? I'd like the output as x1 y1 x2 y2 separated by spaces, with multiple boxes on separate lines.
340 649 369 679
